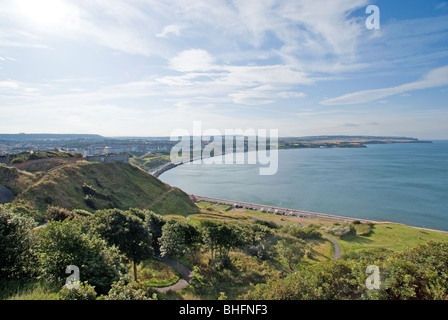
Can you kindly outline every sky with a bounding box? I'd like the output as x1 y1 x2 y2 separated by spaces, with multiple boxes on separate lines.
0 0 447 139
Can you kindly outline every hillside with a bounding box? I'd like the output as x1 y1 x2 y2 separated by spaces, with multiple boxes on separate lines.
0 161 198 216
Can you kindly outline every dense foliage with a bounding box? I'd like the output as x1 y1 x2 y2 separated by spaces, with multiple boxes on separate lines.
0 205 38 280
38 218 126 294
243 241 448 300
2 203 448 300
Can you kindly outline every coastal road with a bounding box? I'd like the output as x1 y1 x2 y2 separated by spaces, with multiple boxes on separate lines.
192 195 376 224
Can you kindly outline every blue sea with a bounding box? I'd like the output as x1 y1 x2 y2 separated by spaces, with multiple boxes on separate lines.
160 141 448 231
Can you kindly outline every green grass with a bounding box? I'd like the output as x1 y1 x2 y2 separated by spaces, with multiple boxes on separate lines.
1 279 59 300
181 252 283 300
353 222 372 236
129 152 171 171
339 223 448 254
196 201 231 212
137 258 180 288
9 162 199 216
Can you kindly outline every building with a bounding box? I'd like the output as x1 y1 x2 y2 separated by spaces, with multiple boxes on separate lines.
86 153 129 164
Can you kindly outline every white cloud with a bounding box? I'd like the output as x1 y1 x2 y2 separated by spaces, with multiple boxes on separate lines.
0 80 19 89
320 65 448 105
156 24 183 38
169 49 217 72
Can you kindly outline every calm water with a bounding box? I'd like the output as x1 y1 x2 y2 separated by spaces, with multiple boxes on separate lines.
160 141 448 231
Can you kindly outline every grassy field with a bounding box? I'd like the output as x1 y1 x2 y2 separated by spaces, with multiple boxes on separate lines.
1 280 59 300
218 206 448 254
196 201 232 212
136 258 180 288
338 223 448 254
129 152 171 171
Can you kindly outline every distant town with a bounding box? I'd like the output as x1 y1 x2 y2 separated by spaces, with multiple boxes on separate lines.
0 133 431 169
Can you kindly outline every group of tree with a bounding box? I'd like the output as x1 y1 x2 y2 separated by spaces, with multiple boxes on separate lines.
3 202 448 300
0 204 276 299
243 242 448 300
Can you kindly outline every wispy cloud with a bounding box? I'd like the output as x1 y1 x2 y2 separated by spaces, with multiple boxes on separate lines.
1 1 447 137
320 66 448 105
156 24 183 38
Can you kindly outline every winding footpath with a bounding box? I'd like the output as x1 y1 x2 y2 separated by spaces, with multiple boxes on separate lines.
153 256 194 294
322 234 342 260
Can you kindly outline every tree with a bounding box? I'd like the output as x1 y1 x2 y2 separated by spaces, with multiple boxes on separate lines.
275 238 306 271
90 209 153 282
144 210 166 254
243 260 366 300
159 220 201 260
200 221 245 269
38 218 126 295
0 205 38 280
242 224 274 259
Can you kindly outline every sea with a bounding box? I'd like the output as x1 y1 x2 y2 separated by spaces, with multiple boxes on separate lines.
159 141 448 232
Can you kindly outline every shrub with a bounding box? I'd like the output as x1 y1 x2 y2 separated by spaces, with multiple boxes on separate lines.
46 205 77 221
9 202 45 224
72 209 92 217
38 218 127 295
82 183 98 196
353 223 372 236
285 226 322 240
104 278 152 300
321 224 355 238
254 220 278 229
58 281 97 300
0 205 38 279
11 157 25 164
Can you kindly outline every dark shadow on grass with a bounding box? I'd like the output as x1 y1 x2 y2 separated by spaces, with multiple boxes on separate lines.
340 232 374 244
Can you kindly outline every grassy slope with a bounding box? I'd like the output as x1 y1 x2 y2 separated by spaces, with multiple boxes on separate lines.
12 162 198 216
338 223 448 254
0 164 38 195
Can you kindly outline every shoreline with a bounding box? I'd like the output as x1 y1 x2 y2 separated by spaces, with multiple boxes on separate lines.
150 140 436 178
192 194 377 224
152 143 447 235
191 194 448 234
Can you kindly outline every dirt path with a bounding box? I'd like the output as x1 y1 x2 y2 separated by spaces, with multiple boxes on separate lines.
322 234 342 260
153 256 194 294
145 187 174 208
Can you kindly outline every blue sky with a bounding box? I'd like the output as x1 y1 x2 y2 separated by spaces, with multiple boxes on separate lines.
0 0 447 138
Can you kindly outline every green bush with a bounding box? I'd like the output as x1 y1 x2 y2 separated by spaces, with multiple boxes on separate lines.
254 220 278 229
11 157 25 164
46 205 77 221
353 223 372 236
58 281 97 300
285 226 322 240
321 224 355 238
104 278 152 300
0 205 38 280
38 218 127 295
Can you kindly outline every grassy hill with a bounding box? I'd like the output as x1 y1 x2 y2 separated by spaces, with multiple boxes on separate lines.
0 161 198 216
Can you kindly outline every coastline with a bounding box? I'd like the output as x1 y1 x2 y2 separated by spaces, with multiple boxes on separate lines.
151 141 447 234
191 194 376 223
191 194 448 234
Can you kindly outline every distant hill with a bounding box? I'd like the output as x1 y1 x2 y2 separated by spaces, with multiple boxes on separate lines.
0 133 105 141
0 161 198 216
